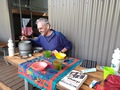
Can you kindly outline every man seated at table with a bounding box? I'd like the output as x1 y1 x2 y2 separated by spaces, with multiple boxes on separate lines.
21 18 72 54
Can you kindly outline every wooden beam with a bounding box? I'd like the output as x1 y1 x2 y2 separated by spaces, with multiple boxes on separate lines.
12 9 44 16
0 82 11 90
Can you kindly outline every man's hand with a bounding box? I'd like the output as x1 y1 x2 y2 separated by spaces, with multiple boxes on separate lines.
52 50 58 54
21 36 29 41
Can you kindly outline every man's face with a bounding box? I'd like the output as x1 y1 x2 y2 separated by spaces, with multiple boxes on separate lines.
37 21 49 36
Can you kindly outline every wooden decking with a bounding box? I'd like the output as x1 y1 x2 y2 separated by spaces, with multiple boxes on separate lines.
0 56 24 90
0 52 39 90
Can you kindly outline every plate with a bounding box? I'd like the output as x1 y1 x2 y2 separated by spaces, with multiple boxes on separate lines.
33 47 43 53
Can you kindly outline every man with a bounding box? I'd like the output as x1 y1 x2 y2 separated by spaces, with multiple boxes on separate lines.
21 18 72 53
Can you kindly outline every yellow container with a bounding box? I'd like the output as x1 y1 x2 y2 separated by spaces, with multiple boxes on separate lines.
54 52 66 59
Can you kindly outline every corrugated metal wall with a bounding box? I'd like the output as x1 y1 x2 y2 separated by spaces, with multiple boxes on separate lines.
48 0 120 66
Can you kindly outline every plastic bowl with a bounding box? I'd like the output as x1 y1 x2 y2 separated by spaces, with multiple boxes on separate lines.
55 52 66 59
31 61 48 71
104 66 115 79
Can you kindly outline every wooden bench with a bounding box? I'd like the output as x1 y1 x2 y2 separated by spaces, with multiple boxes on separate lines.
0 82 11 90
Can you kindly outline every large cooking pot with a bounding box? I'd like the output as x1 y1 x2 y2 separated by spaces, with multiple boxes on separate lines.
18 41 32 51
18 41 32 58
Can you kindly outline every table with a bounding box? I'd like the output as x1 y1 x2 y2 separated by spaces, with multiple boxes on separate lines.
4 53 104 90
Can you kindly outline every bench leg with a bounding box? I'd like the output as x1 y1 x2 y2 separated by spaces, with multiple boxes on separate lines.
3 48 9 65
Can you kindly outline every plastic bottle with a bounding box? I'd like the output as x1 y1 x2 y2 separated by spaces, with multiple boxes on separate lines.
8 38 14 56
111 59 120 72
111 48 120 72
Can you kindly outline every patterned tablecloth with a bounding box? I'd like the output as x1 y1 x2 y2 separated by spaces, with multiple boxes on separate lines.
18 56 82 90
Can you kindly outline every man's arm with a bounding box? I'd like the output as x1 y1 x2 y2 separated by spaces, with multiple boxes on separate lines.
59 32 72 53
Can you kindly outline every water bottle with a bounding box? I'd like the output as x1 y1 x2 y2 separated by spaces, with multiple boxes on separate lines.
111 59 120 72
8 38 14 56
111 48 120 72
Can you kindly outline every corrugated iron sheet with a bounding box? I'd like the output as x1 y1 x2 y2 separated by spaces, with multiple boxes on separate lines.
48 0 120 66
